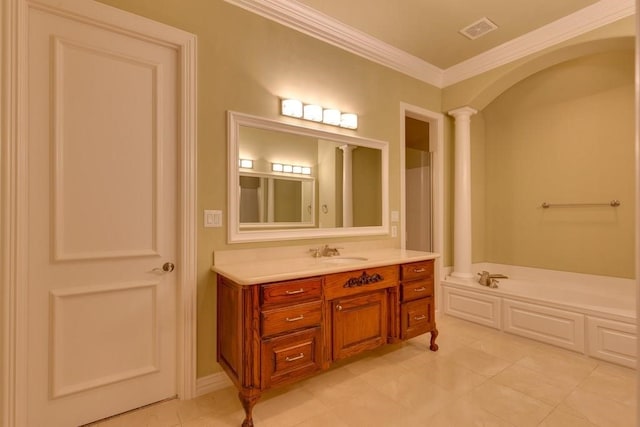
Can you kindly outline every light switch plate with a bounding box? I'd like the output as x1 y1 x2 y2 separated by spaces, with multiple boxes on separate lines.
204 210 222 228
391 210 399 222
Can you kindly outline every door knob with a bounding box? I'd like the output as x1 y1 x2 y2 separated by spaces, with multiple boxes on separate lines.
152 262 175 273
336 304 343 311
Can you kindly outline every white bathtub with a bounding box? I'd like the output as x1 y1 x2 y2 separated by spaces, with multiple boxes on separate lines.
441 263 637 368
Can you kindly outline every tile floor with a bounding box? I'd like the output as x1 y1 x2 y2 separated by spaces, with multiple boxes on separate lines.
94 314 637 427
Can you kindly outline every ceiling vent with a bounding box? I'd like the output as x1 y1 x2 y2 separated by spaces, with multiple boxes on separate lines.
459 17 498 40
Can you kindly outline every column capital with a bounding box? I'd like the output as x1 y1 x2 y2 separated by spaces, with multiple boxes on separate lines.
338 144 357 153
448 106 478 118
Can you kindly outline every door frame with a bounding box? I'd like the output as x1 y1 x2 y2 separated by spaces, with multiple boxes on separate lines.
399 103 444 310
0 1 198 425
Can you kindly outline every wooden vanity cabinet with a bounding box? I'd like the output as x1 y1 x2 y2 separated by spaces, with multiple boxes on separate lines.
216 259 437 427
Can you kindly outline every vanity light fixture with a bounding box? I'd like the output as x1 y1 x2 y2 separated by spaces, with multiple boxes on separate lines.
340 113 358 129
322 109 341 126
303 104 323 122
239 159 253 169
280 98 358 129
271 162 312 175
281 98 303 118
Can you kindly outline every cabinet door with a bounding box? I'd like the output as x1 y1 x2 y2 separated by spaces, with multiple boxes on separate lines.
401 297 434 340
401 278 434 302
261 301 322 337
261 327 323 389
332 291 388 361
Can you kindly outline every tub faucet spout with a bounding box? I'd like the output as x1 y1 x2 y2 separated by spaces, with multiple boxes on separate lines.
478 271 505 288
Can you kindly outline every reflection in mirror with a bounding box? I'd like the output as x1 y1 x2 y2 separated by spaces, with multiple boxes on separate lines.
228 111 389 243
239 171 314 228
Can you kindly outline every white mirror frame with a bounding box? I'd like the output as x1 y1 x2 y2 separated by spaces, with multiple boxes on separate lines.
228 111 389 243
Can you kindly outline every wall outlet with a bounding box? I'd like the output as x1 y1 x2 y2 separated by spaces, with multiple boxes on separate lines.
204 210 222 228
391 225 397 237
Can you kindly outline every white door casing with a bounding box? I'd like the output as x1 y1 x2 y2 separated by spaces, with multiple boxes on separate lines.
399 103 444 310
1 1 197 426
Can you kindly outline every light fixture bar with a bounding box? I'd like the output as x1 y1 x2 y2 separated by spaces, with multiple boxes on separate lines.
239 159 253 168
280 98 358 129
271 162 312 175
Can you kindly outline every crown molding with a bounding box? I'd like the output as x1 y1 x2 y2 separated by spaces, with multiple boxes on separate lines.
224 0 444 87
224 0 635 89
443 0 635 86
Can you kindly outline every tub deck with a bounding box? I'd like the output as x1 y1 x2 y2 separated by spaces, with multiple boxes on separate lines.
441 264 637 368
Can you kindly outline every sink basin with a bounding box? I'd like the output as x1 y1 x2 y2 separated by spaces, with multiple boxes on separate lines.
320 256 368 264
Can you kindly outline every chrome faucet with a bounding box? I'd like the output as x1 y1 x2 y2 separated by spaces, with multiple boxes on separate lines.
321 244 341 257
477 271 508 288
309 245 342 257
309 247 322 258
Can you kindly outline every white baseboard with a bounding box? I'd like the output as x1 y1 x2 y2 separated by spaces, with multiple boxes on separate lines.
195 372 233 397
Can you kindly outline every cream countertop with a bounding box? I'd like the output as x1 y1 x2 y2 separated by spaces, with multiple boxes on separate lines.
211 248 440 285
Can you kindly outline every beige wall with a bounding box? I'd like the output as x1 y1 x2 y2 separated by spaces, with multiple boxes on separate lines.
471 115 486 263
479 50 635 278
97 0 443 377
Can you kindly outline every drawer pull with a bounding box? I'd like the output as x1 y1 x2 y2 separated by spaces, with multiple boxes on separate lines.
285 353 305 362
285 288 305 295
285 315 304 322
413 287 426 292
412 268 426 273
414 315 427 321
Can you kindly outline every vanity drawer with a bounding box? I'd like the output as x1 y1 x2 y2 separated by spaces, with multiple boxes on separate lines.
401 297 434 340
261 327 322 389
401 279 434 302
261 300 322 337
324 265 399 300
401 260 434 281
261 277 322 307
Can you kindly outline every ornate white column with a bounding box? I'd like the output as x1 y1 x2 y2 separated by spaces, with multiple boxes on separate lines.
339 145 356 227
448 106 477 279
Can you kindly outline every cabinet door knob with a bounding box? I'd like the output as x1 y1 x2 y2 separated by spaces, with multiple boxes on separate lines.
336 304 343 311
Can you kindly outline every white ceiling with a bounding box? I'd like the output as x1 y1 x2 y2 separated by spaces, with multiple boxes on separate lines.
226 0 635 87
295 0 600 69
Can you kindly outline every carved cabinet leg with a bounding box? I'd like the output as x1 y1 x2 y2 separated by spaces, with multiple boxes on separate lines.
239 390 261 427
429 326 439 351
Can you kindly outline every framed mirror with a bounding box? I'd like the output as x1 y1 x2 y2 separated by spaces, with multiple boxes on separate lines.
228 111 389 243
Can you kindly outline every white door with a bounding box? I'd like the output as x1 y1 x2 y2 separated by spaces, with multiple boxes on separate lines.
25 2 184 425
